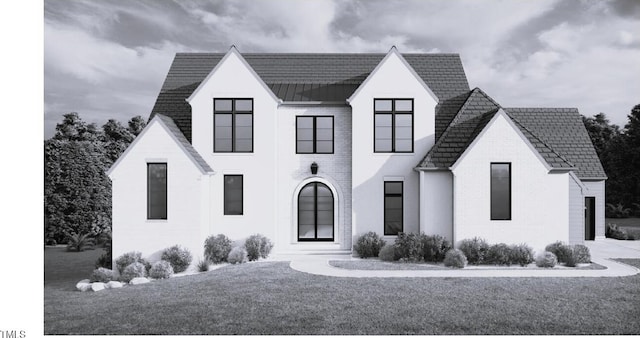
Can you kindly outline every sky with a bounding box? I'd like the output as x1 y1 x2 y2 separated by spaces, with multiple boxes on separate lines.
43 0 640 139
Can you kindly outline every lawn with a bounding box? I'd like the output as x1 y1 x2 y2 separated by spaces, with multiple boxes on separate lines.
44 248 640 335
606 217 640 239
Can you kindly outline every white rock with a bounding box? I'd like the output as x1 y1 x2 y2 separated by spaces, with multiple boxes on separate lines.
105 281 123 289
91 282 106 292
129 277 150 285
76 279 91 292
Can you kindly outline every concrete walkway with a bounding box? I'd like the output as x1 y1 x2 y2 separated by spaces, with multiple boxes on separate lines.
284 239 640 278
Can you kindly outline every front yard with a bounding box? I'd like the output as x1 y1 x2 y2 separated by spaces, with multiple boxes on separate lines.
44 247 640 335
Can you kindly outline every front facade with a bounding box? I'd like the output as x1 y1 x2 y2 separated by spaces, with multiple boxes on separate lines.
108 47 606 265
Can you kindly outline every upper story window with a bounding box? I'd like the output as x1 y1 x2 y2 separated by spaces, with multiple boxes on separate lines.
490 163 511 220
374 99 414 153
147 163 167 220
296 116 334 154
214 99 253 153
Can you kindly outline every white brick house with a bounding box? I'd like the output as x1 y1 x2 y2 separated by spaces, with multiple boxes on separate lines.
108 46 606 263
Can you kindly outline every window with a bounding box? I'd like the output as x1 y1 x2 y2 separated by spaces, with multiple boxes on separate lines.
296 116 334 154
490 163 511 220
298 182 334 241
147 163 167 220
214 99 253 152
384 181 403 235
224 175 243 215
374 99 413 152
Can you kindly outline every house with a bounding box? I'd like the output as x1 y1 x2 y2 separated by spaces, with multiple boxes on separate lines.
107 46 606 264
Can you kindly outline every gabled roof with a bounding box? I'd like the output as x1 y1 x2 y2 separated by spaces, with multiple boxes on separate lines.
149 52 470 141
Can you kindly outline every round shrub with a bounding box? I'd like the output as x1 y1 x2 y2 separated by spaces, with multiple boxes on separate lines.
115 251 142 274
378 244 397 262
572 244 591 264
443 249 467 268
459 237 489 265
149 260 174 279
394 232 424 262
90 267 115 283
121 262 147 282
535 251 558 268
228 247 247 264
486 243 512 265
244 234 274 261
161 245 193 273
354 231 386 258
509 243 534 267
421 234 451 262
204 234 232 263
545 241 573 263
197 259 209 272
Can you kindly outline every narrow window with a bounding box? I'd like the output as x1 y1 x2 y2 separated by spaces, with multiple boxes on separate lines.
384 181 403 235
214 99 253 152
147 163 167 220
374 99 413 153
296 116 334 154
224 175 243 215
491 163 511 220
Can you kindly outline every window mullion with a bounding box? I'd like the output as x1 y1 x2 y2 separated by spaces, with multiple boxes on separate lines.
312 117 317 154
231 101 236 152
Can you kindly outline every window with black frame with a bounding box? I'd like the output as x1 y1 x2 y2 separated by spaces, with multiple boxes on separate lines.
384 181 403 235
296 116 334 154
214 98 253 152
147 163 167 220
374 99 413 153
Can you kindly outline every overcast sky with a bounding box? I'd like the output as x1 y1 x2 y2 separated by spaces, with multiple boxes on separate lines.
44 0 640 138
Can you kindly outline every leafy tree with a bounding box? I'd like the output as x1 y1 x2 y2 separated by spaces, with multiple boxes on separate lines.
582 113 620 157
128 115 147 136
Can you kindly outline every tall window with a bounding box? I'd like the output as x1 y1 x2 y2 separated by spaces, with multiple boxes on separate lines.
374 99 413 153
147 163 167 220
384 181 403 235
224 175 243 215
296 116 334 154
214 99 253 152
490 163 511 220
298 182 334 241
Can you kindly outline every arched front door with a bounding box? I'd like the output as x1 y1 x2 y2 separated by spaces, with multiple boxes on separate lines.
298 182 334 241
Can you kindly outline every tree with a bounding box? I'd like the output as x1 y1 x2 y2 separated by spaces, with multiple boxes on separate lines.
582 113 620 157
128 115 147 136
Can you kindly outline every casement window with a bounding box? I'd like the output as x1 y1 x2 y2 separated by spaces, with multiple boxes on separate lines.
374 99 414 153
224 175 243 215
214 99 253 152
296 116 334 154
490 163 511 220
147 163 167 220
384 181 403 235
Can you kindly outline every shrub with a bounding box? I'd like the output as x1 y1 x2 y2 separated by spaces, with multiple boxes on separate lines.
244 234 274 261
606 223 628 240
228 247 247 264
421 234 451 262
95 245 112 269
394 232 424 262
545 241 573 263
149 260 174 279
115 251 143 274
572 244 591 264
509 243 534 267
120 262 147 282
161 245 193 273
486 243 513 265
204 234 233 263
65 232 95 252
354 232 386 258
443 249 467 268
459 237 489 265
90 267 115 283
197 259 209 272
378 244 397 262
535 251 558 268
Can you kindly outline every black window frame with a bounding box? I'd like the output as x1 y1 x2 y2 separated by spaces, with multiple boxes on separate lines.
374 98 414 153
296 116 334 154
490 162 512 220
147 162 167 220
383 181 404 235
297 182 335 242
223 175 244 215
213 98 254 153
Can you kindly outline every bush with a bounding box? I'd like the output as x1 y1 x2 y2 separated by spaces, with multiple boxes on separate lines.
65 232 95 252
197 259 209 272
204 234 233 263
572 244 591 264
443 249 467 268
509 243 534 266
486 243 513 266
545 241 573 263
535 251 558 268
459 237 489 265
161 245 193 273
228 247 247 264
90 267 115 283
378 244 397 262
115 251 143 274
149 260 174 279
120 262 147 282
394 232 424 262
606 223 628 240
354 232 386 258
421 234 451 262
95 246 112 269
244 234 274 261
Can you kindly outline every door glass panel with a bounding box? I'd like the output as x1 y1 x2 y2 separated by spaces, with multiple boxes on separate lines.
298 182 334 241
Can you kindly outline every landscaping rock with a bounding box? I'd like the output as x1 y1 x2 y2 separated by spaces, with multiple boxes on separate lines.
129 277 150 285
105 281 123 289
91 282 106 292
76 279 91 292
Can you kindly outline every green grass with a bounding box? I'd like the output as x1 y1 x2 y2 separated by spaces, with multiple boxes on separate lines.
44 248 640 335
